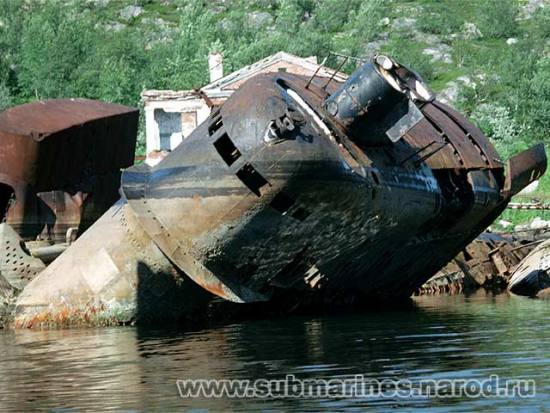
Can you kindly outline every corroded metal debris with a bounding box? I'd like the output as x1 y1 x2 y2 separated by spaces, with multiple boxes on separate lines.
416 232 545 295
508 238 550 298
12 55 548 328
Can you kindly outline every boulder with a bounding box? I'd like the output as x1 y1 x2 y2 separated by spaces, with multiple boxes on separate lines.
463 22 482 39
530 217 550 229
422 44 453 63
119 5 143 20
246 11 273 28
391 17 416 32
522 0 548 19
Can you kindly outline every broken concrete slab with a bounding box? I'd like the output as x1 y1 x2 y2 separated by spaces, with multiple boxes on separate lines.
13 200 212 329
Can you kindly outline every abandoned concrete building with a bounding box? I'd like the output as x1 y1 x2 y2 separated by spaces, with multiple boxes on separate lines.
141 51 348 164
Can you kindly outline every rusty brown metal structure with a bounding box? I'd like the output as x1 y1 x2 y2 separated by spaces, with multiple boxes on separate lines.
13 55 548 327
416 232 539 295
0 99 138 242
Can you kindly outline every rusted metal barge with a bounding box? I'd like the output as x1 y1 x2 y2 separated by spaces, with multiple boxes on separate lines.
12 55 547 327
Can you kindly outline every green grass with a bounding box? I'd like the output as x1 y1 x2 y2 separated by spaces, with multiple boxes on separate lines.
430 67 467 92
140 1 180 23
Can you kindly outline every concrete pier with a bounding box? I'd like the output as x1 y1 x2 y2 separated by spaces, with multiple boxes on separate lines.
13 200 212 328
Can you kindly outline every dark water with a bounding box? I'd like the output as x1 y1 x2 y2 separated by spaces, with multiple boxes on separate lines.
0 292 548 412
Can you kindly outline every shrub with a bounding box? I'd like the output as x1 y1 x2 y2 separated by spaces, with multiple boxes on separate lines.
417 5 463 36
470 103 526 158
477 0 519 38
386 38 435 81
0 83 12 111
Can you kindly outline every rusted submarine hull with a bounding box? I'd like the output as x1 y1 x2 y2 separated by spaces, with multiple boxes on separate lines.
13 55 548 327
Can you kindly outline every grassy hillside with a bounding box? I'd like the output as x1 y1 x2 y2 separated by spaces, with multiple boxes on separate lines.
0 0 549 225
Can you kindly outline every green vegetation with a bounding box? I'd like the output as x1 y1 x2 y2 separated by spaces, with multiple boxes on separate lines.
0 0 548 225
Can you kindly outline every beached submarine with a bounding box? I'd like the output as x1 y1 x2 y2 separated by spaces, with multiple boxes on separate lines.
13 55 547 327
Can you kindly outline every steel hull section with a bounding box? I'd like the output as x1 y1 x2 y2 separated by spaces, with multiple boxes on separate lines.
0 99 138 242
125 162 504 303
121 72 508 304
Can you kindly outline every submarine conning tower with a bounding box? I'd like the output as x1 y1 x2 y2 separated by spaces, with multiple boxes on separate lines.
12 54 547 328
324 54 435 146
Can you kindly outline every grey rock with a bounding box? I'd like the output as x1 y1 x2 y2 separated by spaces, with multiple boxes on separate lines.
415 32 442 45
422 44 453 63
438 76 472 104
391 17 416 32
218 17 234 32
522 0 548 18
439 82 460 105
379 17 390 26
105 22 126 32
462 22 482 40
363 40 387 57
86 0 110 6
246 11 273 28
530 217 550 230
141 17 169 28
119 5 143 20
456 75 473 85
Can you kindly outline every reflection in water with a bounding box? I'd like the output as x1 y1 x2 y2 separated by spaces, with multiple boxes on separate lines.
0 291 548 411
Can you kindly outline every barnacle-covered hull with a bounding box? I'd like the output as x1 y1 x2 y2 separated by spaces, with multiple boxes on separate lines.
13 56 547 327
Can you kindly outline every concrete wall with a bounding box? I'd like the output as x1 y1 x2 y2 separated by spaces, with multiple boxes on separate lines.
143 97 211 162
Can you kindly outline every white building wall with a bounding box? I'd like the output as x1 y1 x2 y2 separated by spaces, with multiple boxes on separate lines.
143 97 212 165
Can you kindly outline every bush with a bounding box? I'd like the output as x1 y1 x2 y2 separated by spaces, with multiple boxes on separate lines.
477 0 519 38
417 5 463 36
0 0 546 166
470 103 526 158
385 38 435 81
0 83 12 111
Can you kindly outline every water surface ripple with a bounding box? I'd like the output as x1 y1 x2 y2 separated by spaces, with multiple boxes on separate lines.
0 292 548 411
